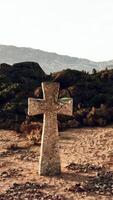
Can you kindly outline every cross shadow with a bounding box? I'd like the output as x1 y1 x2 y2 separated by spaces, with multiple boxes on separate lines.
60 136 73 140
59 171 93 182
60 169 113 197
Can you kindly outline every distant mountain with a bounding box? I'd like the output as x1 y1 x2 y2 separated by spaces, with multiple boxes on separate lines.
0 44 113 73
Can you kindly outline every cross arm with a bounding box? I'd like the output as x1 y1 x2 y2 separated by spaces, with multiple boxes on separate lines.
57 97 73 116
28 98 46 116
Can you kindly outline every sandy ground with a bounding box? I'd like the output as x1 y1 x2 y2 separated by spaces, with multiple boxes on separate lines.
0 126 113 200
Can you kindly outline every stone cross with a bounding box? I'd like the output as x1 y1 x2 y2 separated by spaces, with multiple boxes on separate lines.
28 82 73 176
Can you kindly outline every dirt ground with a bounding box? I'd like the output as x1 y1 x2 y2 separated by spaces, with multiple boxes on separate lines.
0 126 113 200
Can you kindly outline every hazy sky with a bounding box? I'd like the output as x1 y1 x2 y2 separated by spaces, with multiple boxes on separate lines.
0 0 113 61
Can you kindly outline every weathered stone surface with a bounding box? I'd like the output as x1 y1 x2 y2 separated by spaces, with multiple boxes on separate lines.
28 82 73 176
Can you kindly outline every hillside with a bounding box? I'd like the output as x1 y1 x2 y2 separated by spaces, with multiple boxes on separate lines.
0 61 113 131
0 45 113 73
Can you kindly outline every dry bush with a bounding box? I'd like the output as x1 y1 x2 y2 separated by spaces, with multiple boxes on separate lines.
20 121 42 145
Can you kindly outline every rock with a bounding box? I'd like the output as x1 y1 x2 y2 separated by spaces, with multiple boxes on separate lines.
58 121 69 131
96 118 107 127
59 89 71 98
0 62 47 130
52 69 84 88
67 119 80 128
34 86 43 98
68 183 85 193
0 168 23 180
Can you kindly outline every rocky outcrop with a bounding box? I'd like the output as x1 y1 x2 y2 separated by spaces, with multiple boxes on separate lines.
1 63 113 132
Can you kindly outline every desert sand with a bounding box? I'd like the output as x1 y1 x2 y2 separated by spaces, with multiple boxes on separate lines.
0 126 113 200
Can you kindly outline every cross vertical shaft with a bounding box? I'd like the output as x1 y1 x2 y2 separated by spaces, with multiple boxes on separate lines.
39 112 61 175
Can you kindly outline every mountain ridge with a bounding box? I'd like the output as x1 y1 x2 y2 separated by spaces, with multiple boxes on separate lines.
0 44 113 73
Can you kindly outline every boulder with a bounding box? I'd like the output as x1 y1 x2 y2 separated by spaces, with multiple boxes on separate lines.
68 119 80 128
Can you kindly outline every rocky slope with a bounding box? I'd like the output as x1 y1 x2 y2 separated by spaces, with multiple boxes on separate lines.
0 61 113 132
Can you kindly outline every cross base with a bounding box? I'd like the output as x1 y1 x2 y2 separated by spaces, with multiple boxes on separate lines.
39 163 61 176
